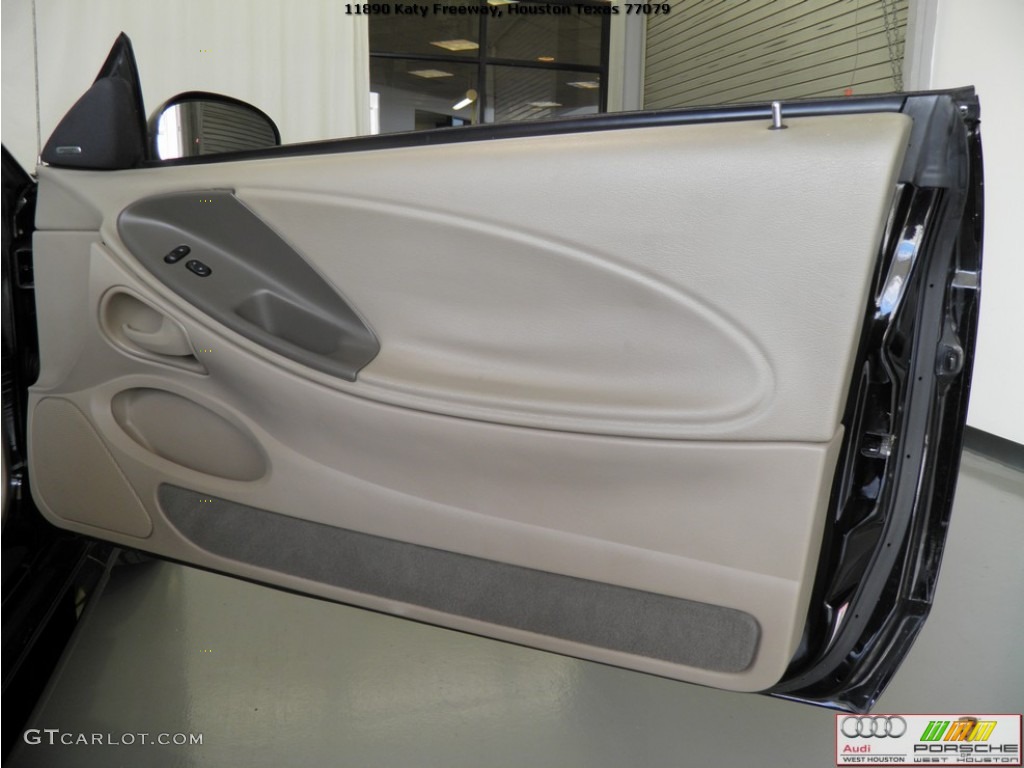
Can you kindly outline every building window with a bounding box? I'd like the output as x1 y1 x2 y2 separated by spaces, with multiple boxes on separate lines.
369 0 610 134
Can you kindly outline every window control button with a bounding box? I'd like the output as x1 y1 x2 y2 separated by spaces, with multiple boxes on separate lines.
185 259 212 277
163 245 191 263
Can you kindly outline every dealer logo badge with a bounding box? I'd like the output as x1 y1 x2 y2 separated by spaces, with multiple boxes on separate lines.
841 715 908 738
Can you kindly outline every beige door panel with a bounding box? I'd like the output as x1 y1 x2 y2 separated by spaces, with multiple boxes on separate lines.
29 113 909 692
39 114 910 440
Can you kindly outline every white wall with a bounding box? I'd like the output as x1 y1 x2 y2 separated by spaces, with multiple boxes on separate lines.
922 0 1023 445
2 0 370 171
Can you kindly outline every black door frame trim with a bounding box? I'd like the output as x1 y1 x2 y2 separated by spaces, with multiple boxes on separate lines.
140 91 917 168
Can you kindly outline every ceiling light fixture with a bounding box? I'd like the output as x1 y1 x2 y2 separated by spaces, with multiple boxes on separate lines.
537 56 555 63
453 88 478 110
407 68 456 78
409 69 454 79
430 39 479 52
567 80 600 90
529 101 562 108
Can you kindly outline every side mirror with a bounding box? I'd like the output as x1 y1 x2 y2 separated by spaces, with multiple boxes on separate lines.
149 92 280 160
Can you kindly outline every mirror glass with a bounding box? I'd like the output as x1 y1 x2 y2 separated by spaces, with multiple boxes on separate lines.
154 98 279 160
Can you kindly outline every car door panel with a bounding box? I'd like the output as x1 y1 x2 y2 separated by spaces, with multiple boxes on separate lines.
36 114 910 443
27 113 907 694
24 68 983 711
28 234 840 692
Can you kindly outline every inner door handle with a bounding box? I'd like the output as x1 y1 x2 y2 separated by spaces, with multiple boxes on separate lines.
122 317 193 356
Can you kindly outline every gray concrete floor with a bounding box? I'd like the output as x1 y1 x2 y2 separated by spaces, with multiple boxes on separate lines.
8 450 1024 767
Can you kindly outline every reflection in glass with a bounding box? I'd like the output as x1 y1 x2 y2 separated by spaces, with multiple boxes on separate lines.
486 66 601 123
487 7 604 67
369 0 479 57
156 100 278 159
371 58 480 133
367 0 609 134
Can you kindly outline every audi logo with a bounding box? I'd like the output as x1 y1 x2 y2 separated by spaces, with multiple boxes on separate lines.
841 716 908 738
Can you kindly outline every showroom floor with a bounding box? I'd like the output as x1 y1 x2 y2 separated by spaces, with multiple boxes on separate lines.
7 449 1023 768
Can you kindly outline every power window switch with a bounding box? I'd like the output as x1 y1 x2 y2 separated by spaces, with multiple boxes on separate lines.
163 245 191 263
185 259 212 277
